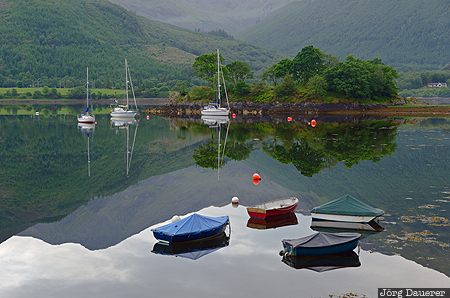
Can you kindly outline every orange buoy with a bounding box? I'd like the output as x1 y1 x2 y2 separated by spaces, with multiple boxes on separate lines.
287 117 293 122
252 173 261 185
232 113 236 119
311 119 317 127
252 178 261 186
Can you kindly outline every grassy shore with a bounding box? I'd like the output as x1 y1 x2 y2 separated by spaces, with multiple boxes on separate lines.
0 87 125 99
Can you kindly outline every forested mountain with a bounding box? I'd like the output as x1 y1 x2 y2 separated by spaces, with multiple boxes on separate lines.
110 0 295 35
241 0 450 69
0 0 275 88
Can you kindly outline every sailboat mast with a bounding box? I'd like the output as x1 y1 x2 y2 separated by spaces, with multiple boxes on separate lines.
217 49 221 108
86 67 89 109
127 63 138 111
125 58 129 110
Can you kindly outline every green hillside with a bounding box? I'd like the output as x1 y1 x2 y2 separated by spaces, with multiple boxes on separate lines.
240 0 450 69
0 0 275 88
110 0 295 34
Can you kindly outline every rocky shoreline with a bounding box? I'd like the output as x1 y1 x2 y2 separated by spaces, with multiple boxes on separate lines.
146 102 390 117
146 102 450 117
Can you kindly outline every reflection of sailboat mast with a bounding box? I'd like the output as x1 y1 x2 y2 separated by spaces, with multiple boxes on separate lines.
87 136 91 177
126 122 138 177
217 121 230 181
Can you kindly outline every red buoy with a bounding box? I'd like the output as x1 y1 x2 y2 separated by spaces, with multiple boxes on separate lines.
252 178 261 186
311 119 317 127
287 117 293 122
232 113 236 119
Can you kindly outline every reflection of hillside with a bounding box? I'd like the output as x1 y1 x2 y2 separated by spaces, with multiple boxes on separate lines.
0 116 210 243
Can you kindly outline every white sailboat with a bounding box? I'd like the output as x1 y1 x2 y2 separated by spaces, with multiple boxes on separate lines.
111 58 138 119
201 49 230 117
78 67 96 124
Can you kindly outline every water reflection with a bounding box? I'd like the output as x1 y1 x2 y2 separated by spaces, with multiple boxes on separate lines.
0 114 449 276
152 232 230 261
0 206 448 298
78 123 95 177
193 120 398 176
111 118 138 177
282 251 361 272
247 213 298 230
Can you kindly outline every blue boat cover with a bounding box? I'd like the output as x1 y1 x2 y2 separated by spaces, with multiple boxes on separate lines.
311 194 384 217
283 232 361 248
152 214 229 243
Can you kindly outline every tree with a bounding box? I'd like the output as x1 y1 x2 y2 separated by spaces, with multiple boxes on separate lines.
233 81 251 97
262 59 293 86
292 46 326 84
325 56 398 99
226 61 253 87
306 74 328 98
192 53 223 85
274 75 297 99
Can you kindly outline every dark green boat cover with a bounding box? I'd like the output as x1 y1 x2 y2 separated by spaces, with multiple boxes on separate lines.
311 195 384 217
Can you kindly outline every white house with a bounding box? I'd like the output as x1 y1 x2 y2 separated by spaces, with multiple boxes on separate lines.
427 82 448 88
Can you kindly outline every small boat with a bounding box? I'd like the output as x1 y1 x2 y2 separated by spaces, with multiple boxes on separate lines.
111 58 138 119
311 194 384 223
78 67 96 124
282 251 361 272
152 232 229 261
152 214 230 243
247 213 298 230
247 197 298 219
311 219 384 232
282 232 361 256
201 49 230 117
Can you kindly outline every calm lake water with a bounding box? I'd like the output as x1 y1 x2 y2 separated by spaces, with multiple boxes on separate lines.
0 106 449 297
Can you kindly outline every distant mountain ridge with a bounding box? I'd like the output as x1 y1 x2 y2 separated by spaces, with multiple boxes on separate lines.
240 0 450 69
110 0 295 34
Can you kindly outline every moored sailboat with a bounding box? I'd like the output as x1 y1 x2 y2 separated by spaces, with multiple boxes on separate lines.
111 58 138 118
77 67 95 124
201 49 230 116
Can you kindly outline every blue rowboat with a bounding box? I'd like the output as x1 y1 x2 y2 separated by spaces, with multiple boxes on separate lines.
282 232 361 256
152 214 229 243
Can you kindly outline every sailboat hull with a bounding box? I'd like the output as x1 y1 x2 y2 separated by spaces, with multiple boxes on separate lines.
110 110 137 118
78 115 95 124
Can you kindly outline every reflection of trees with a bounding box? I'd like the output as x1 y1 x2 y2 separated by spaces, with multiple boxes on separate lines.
264 120 398 176
291 140 329 177
192 120 399 176
193 140 253 168
193 141 221 169
225 141 252 161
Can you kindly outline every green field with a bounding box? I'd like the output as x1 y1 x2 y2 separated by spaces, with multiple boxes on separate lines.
0 87 126 99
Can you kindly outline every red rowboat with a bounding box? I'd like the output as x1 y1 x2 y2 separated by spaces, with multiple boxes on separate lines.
247 197 299 219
